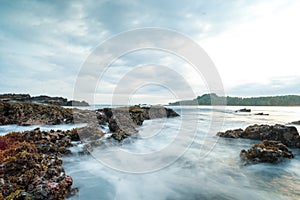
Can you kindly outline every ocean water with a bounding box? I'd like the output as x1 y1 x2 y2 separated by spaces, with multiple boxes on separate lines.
1 106 300 199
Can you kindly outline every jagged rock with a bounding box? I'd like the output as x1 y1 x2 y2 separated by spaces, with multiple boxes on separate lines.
98 105 179 141
240 140 294 164
0 125 105 199
0 132 76 199
217 124 300 148
0 102 73 126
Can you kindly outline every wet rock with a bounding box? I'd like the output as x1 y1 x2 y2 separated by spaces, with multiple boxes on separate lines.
254 112 269 116
66 100 89 107
0 134 74 199
216 128 243 138
0 126 102 198
99 105 179 142
0 102 73 126
240 140 294 164
217 124 300 148
75 125 104 142
235 108 251 112
290 120 300 125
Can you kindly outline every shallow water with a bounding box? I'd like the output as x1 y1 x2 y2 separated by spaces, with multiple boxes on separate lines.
1 106 300 199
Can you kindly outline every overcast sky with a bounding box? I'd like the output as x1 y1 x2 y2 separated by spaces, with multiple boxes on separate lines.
0 0 299 104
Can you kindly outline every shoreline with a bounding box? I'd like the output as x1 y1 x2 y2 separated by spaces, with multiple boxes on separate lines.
0 102 179 199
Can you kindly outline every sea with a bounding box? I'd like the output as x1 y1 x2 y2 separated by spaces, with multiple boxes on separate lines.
1 106 300 200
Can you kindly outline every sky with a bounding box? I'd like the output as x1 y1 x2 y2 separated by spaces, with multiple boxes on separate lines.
0 0 300 104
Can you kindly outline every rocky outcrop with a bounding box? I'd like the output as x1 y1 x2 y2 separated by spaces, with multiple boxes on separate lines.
235 108 251 112
240 140 294 164
291 120 300 125
0 94 31 102
0 93 89 107
66 100 89 107
217 124 300 148
1 131 72 199
254 113 269 116
0 126 104 199
0 103 179 140
0 102 73 126
98 105 180 141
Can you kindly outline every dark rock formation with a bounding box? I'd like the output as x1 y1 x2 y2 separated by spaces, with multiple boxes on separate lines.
0 131 72 199
0 126 104 199
0 103 179 141
0 93 89 107
235 108 251 113
98 105 180 141
0 94 31 102
217 124 300 148
0 102 73 126
291 120 300 125
240 140 294 164
66 100 89 107
254 113 269 116
31 95 68 106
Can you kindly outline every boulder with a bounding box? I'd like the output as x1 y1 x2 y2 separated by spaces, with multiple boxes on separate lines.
217 124 300 148
240 140 294 164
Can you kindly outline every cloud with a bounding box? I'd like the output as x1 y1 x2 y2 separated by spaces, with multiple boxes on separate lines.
227 76 300 97
0 0 299 103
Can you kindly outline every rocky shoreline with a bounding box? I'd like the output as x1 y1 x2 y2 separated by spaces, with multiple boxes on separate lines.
217 124 300 164
0 102 179 199
0 94 89 107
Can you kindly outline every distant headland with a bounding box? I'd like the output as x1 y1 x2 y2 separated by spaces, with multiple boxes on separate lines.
0 93 89 107
169 93 300 106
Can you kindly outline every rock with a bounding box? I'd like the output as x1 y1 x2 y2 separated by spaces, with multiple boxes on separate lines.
217 124 300 148
254 113 269 116
290 120 300 125
235 108 251 112
240 140 294 164
0 102 73 126
72 108 105 124
75 125 104 142
0 132 75 199
216 128 243 138
107 109 139 141
66 100 89 107
98 105 179 142
31 95 68 106
0 93 90 106
0 125 106 198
